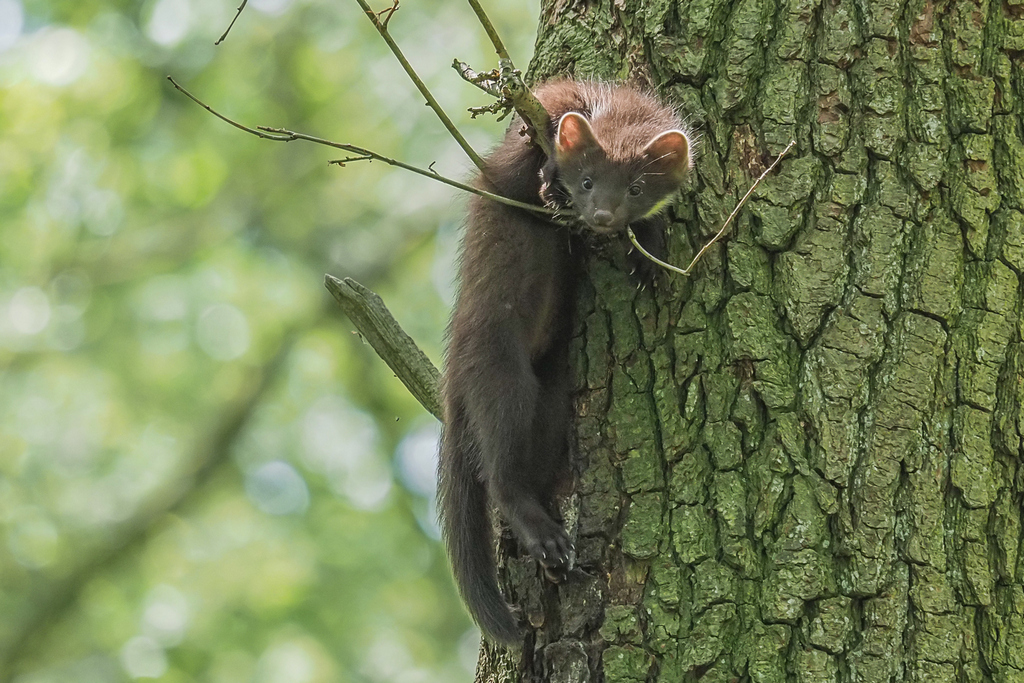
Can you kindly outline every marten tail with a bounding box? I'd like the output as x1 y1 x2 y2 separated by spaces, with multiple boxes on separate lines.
438 409 520 646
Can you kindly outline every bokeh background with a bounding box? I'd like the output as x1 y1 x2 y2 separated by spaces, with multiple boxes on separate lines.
0 0 538 680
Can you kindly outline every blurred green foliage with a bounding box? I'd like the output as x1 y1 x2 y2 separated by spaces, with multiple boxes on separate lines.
0 0 538 680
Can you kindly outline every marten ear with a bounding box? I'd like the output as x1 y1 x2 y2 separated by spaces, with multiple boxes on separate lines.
641 130 692 183
555 112 600 159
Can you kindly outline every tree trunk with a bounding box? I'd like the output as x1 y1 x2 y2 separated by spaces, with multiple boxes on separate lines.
476 0 1024 681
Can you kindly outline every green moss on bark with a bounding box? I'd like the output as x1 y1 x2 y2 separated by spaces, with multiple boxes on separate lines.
485 1 1024 681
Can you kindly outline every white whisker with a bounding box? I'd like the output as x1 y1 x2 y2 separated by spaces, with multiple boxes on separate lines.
629 151 675 184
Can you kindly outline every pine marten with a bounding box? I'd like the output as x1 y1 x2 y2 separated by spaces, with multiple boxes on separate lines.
438 79 694 646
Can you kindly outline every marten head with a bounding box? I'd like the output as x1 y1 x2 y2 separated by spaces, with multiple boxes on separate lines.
553 112 692 234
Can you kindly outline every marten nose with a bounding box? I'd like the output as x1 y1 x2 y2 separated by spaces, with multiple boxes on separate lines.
592 210 614 226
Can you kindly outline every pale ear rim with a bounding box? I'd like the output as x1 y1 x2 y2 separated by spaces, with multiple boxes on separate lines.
642 129 692 167
641 129 693 181
555 112 599 157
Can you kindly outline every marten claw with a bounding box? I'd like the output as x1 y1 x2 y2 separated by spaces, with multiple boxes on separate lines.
523 522 573 583
524 527 573 584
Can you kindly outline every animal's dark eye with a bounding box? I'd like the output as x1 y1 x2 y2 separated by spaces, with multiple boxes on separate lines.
581 178 594 190
628 184 643 196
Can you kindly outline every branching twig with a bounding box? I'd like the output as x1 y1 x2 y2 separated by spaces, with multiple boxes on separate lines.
351 0 486 172
215 0 248 45
627 140 797 276
453 60 501 97
166 76 556 216
324 276 442 420
453 60 512 120
462 0 553 157
468 101 514 121
503 79 554 157
376 0 400 28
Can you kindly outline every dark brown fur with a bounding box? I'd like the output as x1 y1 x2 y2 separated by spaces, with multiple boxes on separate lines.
438 80 692 646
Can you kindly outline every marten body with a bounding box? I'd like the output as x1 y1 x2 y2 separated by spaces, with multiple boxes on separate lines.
438 80 693 646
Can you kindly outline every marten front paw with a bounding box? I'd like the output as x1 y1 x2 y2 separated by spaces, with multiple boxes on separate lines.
626 217 668 287
629 251 660 288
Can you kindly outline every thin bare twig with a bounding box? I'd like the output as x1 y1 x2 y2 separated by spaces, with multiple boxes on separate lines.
329 155 375 166
166 76 557 216
466 0 510 61
627 140 797 276
215 0 248 45
351 0 486 172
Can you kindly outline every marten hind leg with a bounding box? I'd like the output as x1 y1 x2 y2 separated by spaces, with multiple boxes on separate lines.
482 385 573 579
456 329 571 573
512 313 574 579
524 372 574 582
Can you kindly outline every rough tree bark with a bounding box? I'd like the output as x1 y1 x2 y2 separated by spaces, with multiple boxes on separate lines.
476 0 1024 681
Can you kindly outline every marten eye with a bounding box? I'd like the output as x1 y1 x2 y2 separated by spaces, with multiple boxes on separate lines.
581 178 594 190
628 184 643 197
